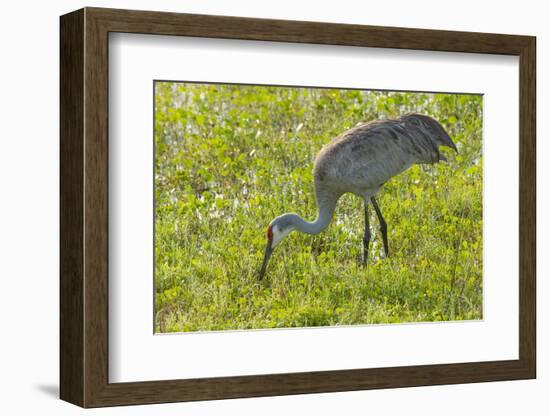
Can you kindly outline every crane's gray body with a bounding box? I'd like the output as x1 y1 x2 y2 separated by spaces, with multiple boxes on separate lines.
314 114 453 204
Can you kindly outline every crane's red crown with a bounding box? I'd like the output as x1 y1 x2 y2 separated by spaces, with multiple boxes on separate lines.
266 225 273 242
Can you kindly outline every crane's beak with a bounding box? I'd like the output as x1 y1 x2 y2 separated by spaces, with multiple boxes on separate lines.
258 241 273 280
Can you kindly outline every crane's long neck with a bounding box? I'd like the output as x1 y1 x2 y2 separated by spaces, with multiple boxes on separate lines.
287 192 340 235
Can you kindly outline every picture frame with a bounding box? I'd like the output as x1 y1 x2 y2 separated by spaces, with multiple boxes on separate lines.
60 7 536 408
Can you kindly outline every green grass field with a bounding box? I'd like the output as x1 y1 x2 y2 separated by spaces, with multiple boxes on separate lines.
154 82 483 333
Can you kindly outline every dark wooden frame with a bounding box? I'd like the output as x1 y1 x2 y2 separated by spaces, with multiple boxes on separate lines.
60 7 536 408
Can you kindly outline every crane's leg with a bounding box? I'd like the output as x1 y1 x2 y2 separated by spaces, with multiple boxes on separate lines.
370 196 389 257
362 202 371 267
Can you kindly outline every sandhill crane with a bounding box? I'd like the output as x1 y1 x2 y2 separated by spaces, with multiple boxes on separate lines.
258 113 457 280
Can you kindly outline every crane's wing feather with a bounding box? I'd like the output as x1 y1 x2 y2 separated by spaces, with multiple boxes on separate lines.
314 120 431 194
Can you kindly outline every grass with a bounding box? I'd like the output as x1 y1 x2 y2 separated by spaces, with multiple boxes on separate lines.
154 82 483 333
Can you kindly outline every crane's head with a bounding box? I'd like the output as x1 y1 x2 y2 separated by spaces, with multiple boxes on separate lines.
258 216 295 280
400 113 458 162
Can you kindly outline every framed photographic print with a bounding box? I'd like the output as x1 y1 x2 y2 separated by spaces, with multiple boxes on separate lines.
60 7 536 408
